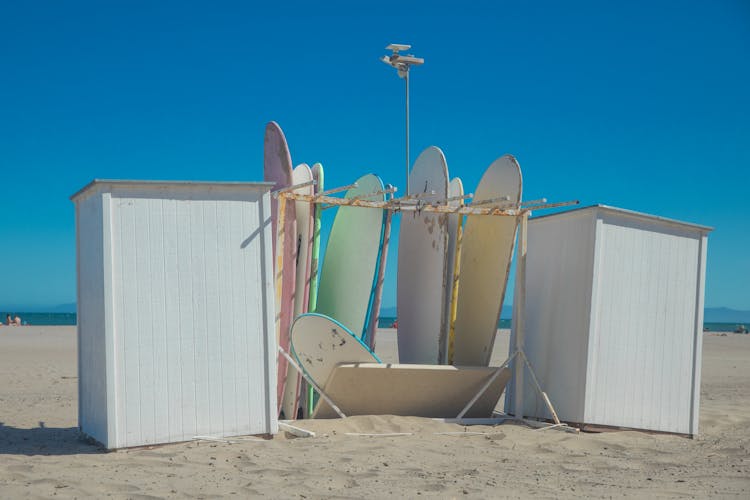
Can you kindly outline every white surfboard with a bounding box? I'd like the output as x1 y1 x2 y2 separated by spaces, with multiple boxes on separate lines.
290 313 380 405
452 155 522 366
443 177 464 364
315 174 385 338
397 146 450 364
291 164 315 318
280 163 315 419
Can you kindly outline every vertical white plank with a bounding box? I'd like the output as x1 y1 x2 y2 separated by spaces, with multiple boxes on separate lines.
133 197 156 445
638 228 657 430
111 195 127 447
189 201 210 435
100 192 117 447
690 234 707 436
242 203 263 429
115 196 142 445
654 230 669 431
176 197 197 438
585 212 604 424
203 201 223 435
229 200 251 432
147 197 169 443
75 196 84 435
162 197 184 442
259 190 278 434
216 200 237 434
621 223 638 427
76 191 112 446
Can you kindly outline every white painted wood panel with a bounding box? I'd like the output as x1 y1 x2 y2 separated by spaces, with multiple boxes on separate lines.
73 180 278 448
510 205 710 436
76 192 108 443
507 210 596 423
586 213 700 433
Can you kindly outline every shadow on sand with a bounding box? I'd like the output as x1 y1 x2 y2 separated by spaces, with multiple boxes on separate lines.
0 421 104 456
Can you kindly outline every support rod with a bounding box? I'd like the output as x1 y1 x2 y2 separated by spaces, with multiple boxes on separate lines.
277 346 346 419
272 180 316 197
405 69 410 195
512 212 528 419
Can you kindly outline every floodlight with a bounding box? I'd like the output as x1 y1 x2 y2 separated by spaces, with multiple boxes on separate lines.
380 43 424 195
394 55 424 66
386 43 411 53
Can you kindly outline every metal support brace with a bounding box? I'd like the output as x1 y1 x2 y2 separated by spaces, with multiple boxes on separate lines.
277 346 346 419
272 180 316 197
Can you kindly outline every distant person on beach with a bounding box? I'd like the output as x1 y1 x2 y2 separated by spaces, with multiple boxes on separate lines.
5 314 11 326
14 315 21 326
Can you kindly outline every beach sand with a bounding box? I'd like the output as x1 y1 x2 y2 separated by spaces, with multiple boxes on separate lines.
1 326 748 498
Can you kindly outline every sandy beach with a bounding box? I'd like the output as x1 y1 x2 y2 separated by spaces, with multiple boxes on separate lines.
1 326 748 498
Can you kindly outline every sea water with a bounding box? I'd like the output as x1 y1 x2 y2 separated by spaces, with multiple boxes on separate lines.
1 312 76 326
378 317 744 333
2 312 743 333
377 317 512 329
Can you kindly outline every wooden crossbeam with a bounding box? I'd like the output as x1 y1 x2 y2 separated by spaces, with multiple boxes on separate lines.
280 190 578 216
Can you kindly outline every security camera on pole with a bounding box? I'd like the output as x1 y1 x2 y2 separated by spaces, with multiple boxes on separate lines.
381 44 424 196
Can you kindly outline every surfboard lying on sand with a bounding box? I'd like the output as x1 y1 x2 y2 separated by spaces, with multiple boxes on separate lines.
397 146 450 364
263 121 297 414
452 155 522 366
280 163 314 419
315 174 386 338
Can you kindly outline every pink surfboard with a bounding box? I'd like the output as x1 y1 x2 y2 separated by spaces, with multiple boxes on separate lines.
263 121 297 414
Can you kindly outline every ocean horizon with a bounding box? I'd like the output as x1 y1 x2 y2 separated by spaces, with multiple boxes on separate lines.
1 312 746 333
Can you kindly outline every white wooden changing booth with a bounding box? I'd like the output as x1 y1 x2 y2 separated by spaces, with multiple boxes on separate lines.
71 180 278 449
507 205 711 436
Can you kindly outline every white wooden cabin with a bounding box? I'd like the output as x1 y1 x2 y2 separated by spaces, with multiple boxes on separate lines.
506 205 711 436
71 180 278 449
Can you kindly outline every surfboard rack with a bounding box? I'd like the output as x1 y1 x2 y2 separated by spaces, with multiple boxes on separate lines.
321 182 358 196
275 184 579 431
469 195 511 206
433 192 474 205
272 179 317 198
321 185 399 210
278 189 577 217
520 197 547 207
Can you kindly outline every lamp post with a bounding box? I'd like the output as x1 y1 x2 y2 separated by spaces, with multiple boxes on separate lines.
381 44 424 195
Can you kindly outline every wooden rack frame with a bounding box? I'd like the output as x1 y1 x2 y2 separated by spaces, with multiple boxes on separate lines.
274 181 579 432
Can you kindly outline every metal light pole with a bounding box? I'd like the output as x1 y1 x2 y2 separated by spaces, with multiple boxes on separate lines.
381 44 424 195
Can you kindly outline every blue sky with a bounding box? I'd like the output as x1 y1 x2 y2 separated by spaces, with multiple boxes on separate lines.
1 0 748 311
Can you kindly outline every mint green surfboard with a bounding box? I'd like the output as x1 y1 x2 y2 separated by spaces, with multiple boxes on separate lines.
315 174 386 338
305 163 324 417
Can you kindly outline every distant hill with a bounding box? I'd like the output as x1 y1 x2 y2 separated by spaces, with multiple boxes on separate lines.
704 307 750 323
